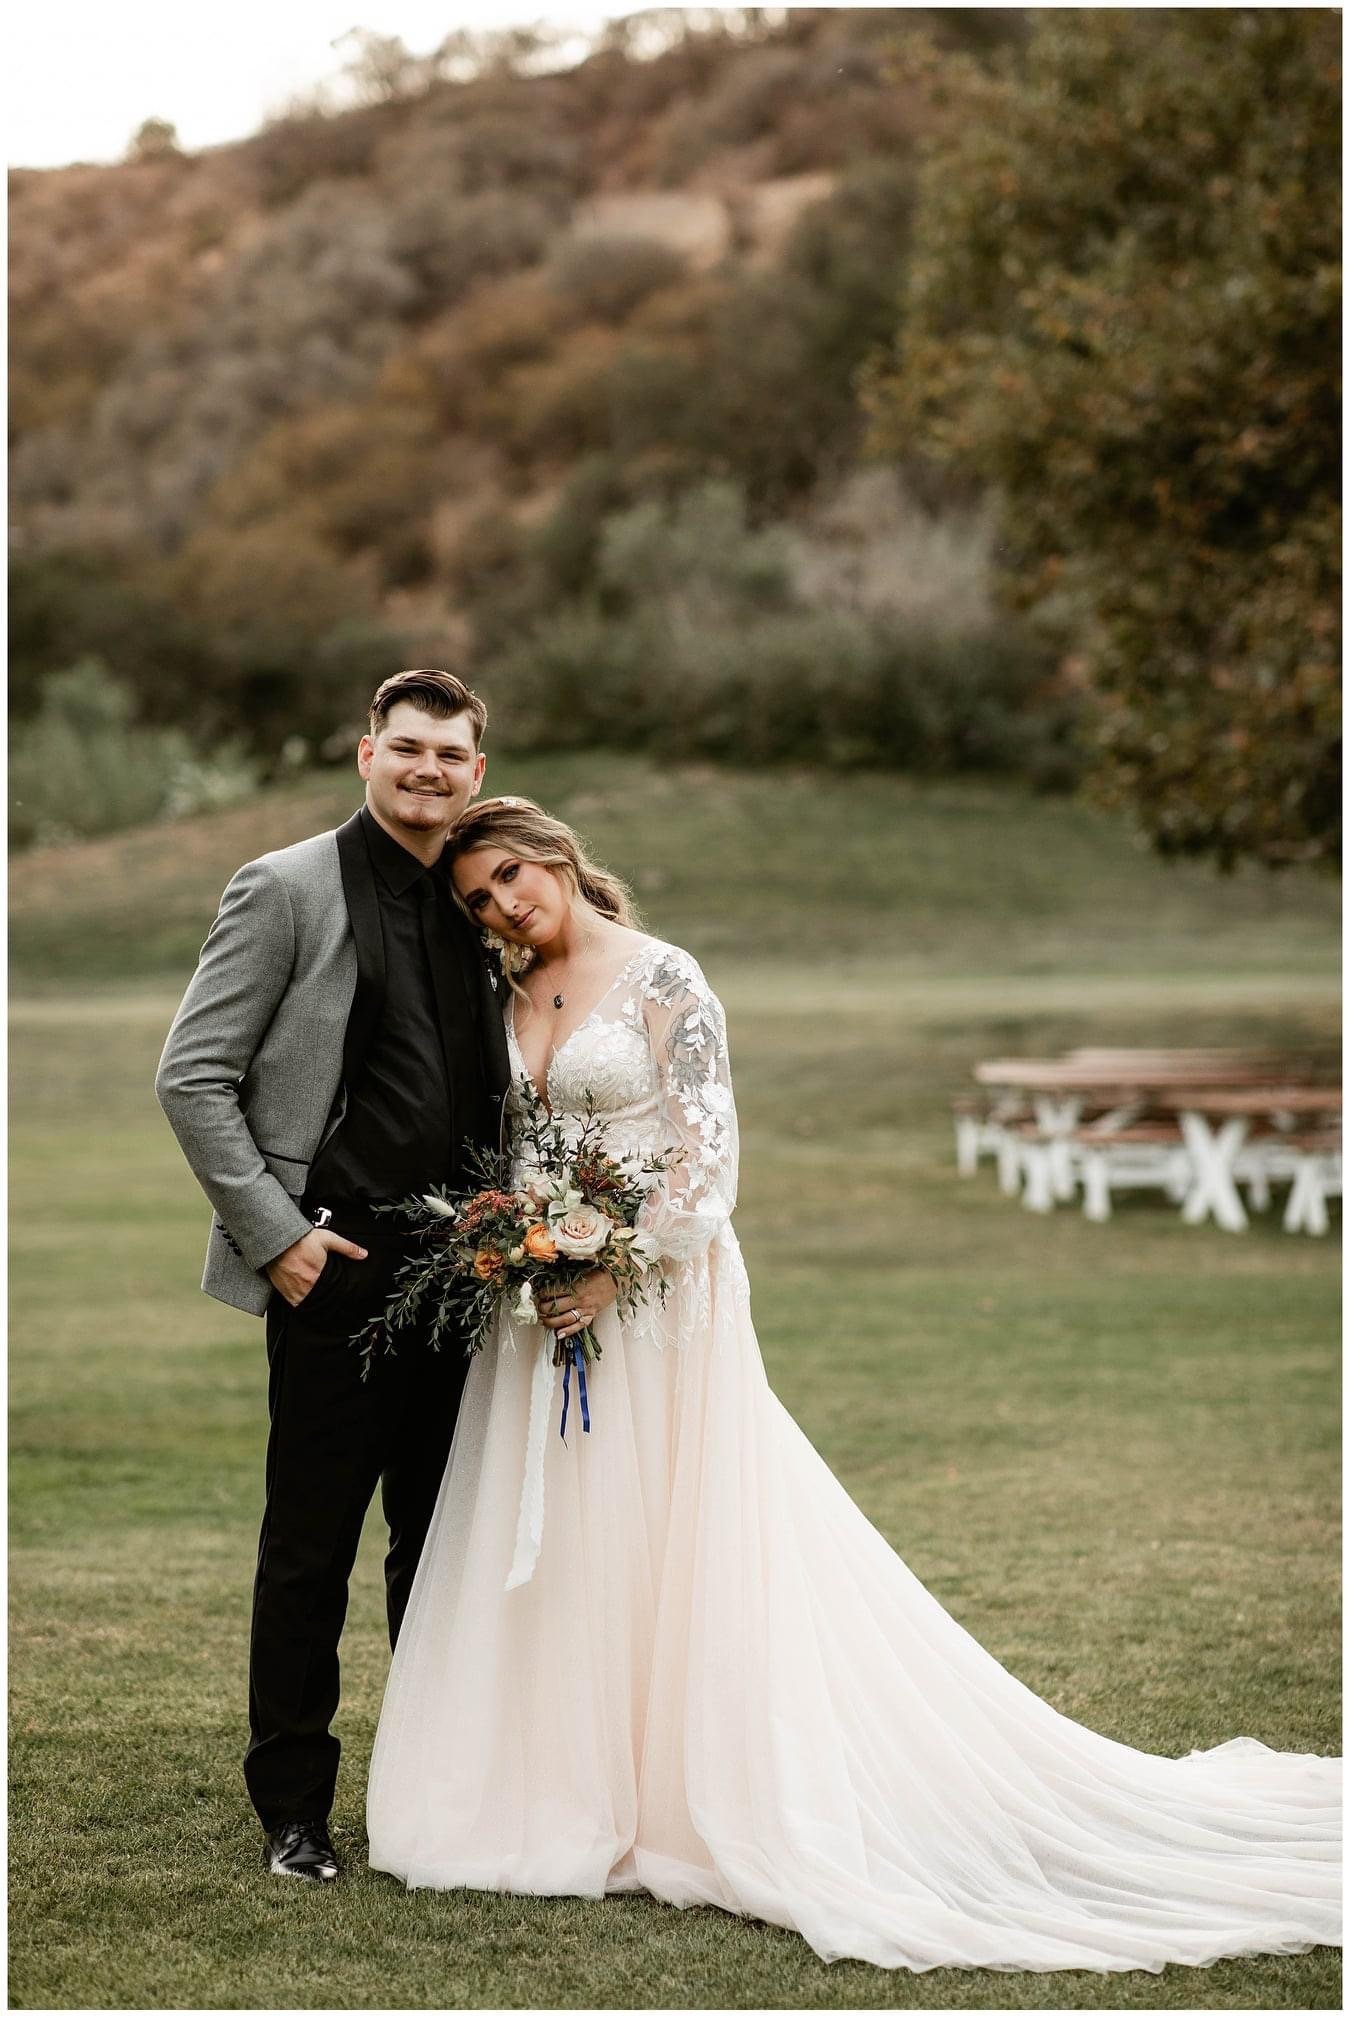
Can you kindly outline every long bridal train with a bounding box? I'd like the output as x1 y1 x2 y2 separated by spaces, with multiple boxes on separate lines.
367 940 1340 1974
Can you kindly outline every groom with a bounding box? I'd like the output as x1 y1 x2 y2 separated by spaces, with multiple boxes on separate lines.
156 668 510 1883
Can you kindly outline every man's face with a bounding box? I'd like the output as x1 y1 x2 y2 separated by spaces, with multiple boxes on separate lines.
358 702 486 845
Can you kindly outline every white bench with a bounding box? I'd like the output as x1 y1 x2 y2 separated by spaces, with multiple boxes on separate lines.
1069 1123 1191 1223
952 1094 1029 1192
1278 1131 1343 1236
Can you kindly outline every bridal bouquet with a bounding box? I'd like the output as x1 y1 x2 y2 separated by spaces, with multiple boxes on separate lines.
352 1084 677 1435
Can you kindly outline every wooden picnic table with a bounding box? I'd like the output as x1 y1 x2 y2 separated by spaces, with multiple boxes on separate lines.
1064 1048 1288 1064
974 1059 1295 1092
969 1058 1338 1226
969 1060 1275 1208
1151 1086 1342 1232
1153 1087 1342 1117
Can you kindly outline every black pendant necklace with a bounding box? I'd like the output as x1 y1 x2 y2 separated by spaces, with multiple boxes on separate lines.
545 928 593 1016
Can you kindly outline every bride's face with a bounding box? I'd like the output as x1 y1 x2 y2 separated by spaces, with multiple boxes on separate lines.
453 844 569 948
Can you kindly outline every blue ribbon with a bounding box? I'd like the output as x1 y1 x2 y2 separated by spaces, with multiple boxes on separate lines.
559 1339 591 1443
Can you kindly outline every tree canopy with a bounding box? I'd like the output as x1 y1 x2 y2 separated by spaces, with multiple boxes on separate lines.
866 9 1341 870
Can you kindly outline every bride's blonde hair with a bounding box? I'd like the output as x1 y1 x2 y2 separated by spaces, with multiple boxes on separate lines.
446 797 642 968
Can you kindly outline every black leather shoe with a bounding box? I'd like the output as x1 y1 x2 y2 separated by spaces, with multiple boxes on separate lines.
263 1818 339 1883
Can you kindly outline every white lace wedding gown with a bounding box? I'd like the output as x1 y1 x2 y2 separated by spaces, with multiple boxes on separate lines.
367 938 1340 1973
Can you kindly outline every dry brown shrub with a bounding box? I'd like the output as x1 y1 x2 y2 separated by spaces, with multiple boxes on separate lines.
203 400 443 581
251 103 397 208
400 278 577 433
438 504 525 597
447 275 576 371
493 326 624 464
626 274 729 344
165 522 377 637
649 45 811 182
547 233 687 324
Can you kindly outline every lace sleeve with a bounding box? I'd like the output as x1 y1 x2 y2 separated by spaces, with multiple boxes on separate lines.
635 947 738 1263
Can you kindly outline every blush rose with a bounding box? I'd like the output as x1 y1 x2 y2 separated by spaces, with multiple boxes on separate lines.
551 1203 614 1260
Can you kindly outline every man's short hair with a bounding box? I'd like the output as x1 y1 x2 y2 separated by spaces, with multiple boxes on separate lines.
368 669 488 745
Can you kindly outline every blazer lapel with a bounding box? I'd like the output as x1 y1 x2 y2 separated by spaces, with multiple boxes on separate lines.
336 809 385 1093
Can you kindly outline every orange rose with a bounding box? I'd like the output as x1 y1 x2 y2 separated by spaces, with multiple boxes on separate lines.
473 1247 504 1280
523 1222 558 1262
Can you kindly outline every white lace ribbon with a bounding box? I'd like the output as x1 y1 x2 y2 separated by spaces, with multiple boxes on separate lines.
505 1340 556 1590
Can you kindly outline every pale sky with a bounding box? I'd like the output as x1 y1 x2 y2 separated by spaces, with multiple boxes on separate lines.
6 1 618 169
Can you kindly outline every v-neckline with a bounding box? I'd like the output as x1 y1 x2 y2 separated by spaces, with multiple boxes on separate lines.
507 940 655 1112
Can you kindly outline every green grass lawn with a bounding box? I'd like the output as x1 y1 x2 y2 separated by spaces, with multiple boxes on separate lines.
9 764 1341 2009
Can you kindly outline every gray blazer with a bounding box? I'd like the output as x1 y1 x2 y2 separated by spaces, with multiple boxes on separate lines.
155 809 510 1316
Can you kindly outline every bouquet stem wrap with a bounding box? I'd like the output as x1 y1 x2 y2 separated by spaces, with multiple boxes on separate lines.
559 1338 591 1442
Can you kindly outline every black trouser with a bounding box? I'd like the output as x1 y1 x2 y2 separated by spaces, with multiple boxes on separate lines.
243 1223 470 1830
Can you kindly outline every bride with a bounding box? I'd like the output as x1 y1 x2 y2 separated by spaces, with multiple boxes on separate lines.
366 795 1340 1974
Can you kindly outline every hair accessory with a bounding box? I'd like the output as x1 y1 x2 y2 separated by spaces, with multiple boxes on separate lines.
483 929 535 975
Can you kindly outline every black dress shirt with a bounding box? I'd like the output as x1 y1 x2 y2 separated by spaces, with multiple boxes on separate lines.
306 808 495 1206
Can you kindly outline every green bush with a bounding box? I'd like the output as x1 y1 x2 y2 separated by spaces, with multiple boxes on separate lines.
485 604 655 752
390 188 556 314
597 482 792 607
474 481 1076 781
480 597 1074 781
9 551 214 727
601 343 706 476
10 660 257 850
210 612 413 761
523 455 638 601
858 624 1079 784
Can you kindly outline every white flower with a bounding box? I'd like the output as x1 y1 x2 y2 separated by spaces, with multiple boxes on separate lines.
552 1203 613 1259
421 1193 456 1219
517 1171 553 1211
508 1245 525 1264
512 1280 538 1324
610 1227 660 1270
546 1185 585 1220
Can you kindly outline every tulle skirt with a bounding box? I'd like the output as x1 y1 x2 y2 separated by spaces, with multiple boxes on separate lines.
367 1232 1341 1973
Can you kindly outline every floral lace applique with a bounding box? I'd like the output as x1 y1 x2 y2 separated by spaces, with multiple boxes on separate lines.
632 947 738 1266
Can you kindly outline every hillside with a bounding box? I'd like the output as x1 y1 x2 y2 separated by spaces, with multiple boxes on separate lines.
10 8 1066 830
11 761 1339 1004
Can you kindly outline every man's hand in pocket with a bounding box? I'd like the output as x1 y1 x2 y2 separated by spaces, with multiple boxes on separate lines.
266 1228 368 1307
